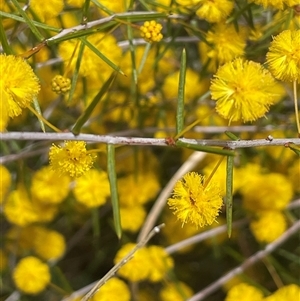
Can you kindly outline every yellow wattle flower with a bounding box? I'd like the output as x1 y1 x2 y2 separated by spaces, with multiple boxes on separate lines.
266 29 300 82
168 172 223 228
49 141 96 178
210 58 285 123
0 54 40 131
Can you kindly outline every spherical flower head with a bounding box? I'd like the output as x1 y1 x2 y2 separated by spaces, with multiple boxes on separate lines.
199 24 246 72
266 30 300 82
51 75 71 94
13 256 51 295
0 164 11 203
120 205 146 232
140 20 163 43
0 54 40 131
195 0 234 23
241 172 293 212
91 278 130 301
31 166 71 204
49 141 96 178
33 227 66 261
147 246 174 282
210 58 285 123
114 243 151 282
264 284 300 301
168 172 223 228
73 169 110 208
118 172 160 206
160 281 194 301
250 211 287 243
4 187 38 226
225 283 264 301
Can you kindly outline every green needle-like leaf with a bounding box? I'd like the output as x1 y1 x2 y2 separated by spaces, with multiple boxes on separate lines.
32 96 45 132
0 17 13 54
107 144 122 239
226 155 234 238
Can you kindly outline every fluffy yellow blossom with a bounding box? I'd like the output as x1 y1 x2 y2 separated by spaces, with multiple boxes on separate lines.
0 54 40 131
4 187 38 226
114 243 151 282
266 30 300 82
33 227 66 260
210 58 285 123
250 211 287 243
195 0 234 23
120 205 146 232
49 141 96 178
241 172 293 212
51 75 71 94
0 164 11 203
225 283 264 301
114 244 173 282
264 284 300 301
73 169 110 208
13 256 51 295
118 172 160 206
147 246 174 282
140 20 163 43
199 24 246 72
31 166 71 204
160 281 194 301
30 0 64 21
92 278 130 301
168 172 223 228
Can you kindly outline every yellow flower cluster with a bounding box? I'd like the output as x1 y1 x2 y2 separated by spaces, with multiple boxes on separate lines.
168 172 223 228
49 141 96 178
114 243 174 282
210 58 284 123
140 20 163 43
13 256 51 295
0 54 40 131
51 75 71 94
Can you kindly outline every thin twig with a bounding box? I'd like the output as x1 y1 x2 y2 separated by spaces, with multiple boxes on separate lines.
79 224 164 301
1 132 299 148
187 220 300 301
